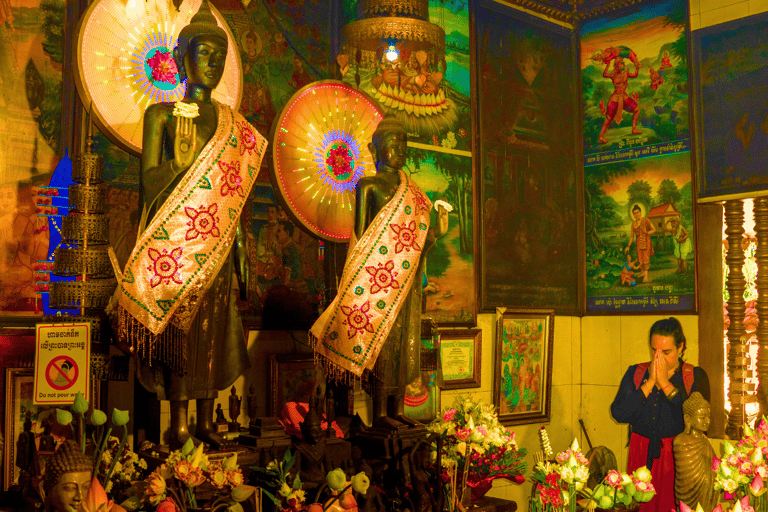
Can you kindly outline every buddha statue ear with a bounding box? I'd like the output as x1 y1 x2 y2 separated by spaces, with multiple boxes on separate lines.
683 413 691 434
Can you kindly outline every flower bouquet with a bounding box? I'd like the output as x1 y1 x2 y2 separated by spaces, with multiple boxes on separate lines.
529 439 655 512
141 439 256 511
250 449 307 511
713 418 768 512
428 396 527 506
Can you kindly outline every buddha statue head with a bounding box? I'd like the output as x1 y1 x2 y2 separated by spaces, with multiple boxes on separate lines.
300 404 323 446
369 115 407 171
43 441 93 512
173 0 228 90
682 391 710 435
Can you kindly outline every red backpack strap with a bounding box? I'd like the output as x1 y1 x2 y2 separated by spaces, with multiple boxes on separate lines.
682 363 694 395
634 362 650 389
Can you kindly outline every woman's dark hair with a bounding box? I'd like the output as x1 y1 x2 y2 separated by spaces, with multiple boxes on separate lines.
649 317 686 357
632 204 642 213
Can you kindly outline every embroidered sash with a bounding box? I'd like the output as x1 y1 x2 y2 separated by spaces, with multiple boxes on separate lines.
117 104 266 370
310 170 431 378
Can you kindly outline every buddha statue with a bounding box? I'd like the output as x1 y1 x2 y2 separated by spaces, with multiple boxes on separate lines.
43 441 93 512
294 392 330 491
115 0 266 449
310 115 449 429
673 392 716 511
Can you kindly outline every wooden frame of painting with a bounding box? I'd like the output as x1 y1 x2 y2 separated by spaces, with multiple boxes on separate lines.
473 0 582 315
493 308 554 425
439 328 482 389
268 353 353 418
4 367 34 490
692 11 768 202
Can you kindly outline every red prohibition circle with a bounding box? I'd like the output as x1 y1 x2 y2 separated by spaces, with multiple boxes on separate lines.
46 355 79 391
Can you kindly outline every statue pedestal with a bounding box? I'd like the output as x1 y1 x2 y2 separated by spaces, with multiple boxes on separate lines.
355 426 430 497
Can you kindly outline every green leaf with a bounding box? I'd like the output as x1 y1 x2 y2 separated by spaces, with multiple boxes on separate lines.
228 504 244 512
181 437 195 458
231 485 258 502
292 473 302 490
262 488 281 507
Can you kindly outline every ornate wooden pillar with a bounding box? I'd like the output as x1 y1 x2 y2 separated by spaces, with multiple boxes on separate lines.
725 199 747 438
755 198 768 417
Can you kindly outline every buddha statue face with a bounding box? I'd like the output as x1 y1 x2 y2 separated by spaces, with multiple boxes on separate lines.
49 470 91 512
369 116 407 171
182 35 228 91
301 414 323 445
687 405 711 433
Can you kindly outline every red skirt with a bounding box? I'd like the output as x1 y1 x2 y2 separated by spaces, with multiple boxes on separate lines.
627 433 676 512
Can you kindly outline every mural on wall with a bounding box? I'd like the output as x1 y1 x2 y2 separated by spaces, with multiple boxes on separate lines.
585 152 695 312
0 0 63 314
581 0 690 163
217 0 333 139
582 0 695 313
692 13 768 201
407 151 474 325
476 0 580 314
338 0 474 325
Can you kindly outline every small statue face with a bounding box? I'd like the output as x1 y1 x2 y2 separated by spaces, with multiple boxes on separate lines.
688 405 711 433
184 35 228 90
376 132 406 170
49 470 91 512
302 419 323 445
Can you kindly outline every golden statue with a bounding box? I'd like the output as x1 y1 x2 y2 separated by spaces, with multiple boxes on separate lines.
673 392 716 511
43 441 93 512
115 0 266 449
310 115 449 429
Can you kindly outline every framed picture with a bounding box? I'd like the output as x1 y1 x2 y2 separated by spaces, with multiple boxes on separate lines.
475 0 581 315
4 367 34 490
439 328 481 389
692 12 768 202
493 309 554 425
268 353 353 418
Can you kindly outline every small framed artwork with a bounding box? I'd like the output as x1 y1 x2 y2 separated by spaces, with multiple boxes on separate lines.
439 329 482 390
268 353 353 418
493 309 554 425
4 367 35 490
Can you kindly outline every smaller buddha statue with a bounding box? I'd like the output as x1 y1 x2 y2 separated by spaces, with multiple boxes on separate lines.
43 441 93 512
229 386 242 432
215 403 227 424
673 392 716 512
39 421 56 452
293 392 330 492
16 415 38 480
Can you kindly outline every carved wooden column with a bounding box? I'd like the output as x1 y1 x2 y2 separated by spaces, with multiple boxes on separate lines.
755 198 768 418
725 199 747 438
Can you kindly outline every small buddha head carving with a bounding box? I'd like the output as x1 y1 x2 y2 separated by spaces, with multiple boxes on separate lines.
173 0 228 87
43 441 93 512
300 406 323 446
682 392 710 435
369 115 407 171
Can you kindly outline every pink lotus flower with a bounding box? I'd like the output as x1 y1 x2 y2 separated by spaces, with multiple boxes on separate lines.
713 504 724 512
157 497 179 512
679 500 693 512
758 419 768 434
443 409 457 422
741 495 755 512
455 428 472 441
605 470 622 488
83 476 127 512
751 474 765 495
146 50 178 85
713 456 721 471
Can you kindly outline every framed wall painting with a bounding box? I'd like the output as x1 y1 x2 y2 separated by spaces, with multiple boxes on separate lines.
493 308 554 426
268 353 353 418
692 12 768 202
4 367 34 490
474 0 581 315
439 328 481 389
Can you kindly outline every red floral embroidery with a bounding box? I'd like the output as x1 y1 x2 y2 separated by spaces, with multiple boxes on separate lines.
389 221 421 254
218 160 244 197
237 121 257 156
412 189 429 213
185 204 221 241
365 260 400 294
341 301 374 338
147 247 183 288
146 51 178 85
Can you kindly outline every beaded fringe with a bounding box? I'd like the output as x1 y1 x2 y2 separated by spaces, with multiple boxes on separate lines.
119 306 187 374
309 330 376 395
